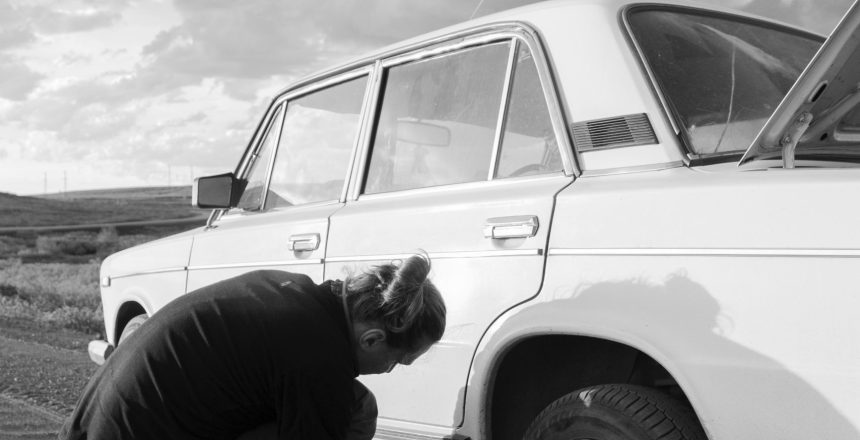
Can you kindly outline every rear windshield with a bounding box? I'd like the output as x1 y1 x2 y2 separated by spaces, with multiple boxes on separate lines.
627 7 822 157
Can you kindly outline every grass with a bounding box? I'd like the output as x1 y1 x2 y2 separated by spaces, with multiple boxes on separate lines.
0 186 203 227
0 186 205 336
0 259 103 335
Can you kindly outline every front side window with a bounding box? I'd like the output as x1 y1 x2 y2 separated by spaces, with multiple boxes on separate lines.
364 42 511 194
266 76 368 208
627 8 821 156
237 104 283 211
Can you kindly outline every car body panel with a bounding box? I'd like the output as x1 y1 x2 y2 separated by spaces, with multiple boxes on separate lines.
326 175 570 428
185 203 341 292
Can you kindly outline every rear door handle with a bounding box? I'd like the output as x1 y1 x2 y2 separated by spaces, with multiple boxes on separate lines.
288 233 320 251
483 215 539 239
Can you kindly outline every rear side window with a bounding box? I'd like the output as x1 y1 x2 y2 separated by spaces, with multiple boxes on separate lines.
364 42 511 194
496 44 563 178
627 8 821 156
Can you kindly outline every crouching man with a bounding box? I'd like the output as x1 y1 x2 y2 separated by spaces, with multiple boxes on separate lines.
60 254 446 440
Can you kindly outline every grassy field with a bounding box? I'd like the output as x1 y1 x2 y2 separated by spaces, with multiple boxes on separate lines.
0 186 201 227
0 186 207 335
0 188 209 431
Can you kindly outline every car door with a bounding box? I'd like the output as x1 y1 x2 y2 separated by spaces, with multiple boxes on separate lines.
325 34 575 431
187 71 372 291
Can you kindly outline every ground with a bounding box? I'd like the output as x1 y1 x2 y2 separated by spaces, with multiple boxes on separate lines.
0 317 98 438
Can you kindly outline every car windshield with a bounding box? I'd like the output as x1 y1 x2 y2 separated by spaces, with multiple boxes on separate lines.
627 8 822 157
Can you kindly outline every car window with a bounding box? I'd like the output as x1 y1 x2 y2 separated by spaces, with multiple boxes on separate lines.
627 8 821 156
364 42 510 194
237 104 283 211
266 76 368 208
496 44 563 178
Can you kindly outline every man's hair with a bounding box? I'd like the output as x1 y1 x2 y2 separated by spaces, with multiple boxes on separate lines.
344 254 446 352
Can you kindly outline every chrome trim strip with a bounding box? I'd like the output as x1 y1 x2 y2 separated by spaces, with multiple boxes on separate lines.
524 28 579 177
489 39 518 181
110 266 188 280
187 260 324 271
327 249 542 263
549 248 860 258
374 428 443 440
259 103 287 210
578 161 684 177
381 32 516 68
343 69 378 203
357 172 568 201
350 60 385 201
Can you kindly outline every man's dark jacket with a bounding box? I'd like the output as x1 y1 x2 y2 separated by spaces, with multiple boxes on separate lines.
60 270 357 439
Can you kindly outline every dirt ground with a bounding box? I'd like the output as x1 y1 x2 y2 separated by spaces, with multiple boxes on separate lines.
0 317 98 437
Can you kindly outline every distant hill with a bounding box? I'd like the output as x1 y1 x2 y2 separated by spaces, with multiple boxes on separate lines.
0 186 206 228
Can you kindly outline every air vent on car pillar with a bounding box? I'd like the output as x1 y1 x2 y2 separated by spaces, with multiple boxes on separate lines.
572 113 657 151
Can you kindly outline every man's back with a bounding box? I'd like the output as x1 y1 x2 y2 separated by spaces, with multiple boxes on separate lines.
61 270 357 440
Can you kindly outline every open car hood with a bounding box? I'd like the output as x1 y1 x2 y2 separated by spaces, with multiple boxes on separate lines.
740 1 860 167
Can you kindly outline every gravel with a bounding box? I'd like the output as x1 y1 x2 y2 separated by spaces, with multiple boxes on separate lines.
0 317 98 417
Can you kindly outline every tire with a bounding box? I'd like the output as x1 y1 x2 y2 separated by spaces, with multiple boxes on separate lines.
523 384 707 440
118 314 148 345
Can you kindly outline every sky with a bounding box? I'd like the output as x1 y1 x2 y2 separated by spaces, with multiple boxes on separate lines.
0 0 853 195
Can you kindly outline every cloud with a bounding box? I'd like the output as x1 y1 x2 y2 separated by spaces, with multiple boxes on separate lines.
742 0 852 34
0 57 45 100
30 6 123 34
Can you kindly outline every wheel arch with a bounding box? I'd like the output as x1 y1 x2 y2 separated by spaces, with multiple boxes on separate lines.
113 301 148 344
473 332 707 440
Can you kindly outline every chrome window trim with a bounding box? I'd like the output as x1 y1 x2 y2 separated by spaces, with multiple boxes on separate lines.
326 249 542 263
549 248 860 258
354 172 568 202
578 161 684 177
349 61 384 201
259 103 287 210
488 39 519 181
187 260 324 272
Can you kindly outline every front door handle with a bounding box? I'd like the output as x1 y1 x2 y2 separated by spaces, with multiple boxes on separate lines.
288 233 320 251
483 215 539 239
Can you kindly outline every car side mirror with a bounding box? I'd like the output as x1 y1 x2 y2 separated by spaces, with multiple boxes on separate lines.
192 173 247 209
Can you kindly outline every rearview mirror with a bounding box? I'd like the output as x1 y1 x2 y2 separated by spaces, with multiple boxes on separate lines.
192 173 247 209
396 119 451 147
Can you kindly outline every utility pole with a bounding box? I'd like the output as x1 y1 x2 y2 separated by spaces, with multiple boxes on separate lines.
63 170 67 195
43 172 47 194
168 164 172 187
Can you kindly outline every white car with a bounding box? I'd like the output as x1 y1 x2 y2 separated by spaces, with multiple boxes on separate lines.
90 1 860 439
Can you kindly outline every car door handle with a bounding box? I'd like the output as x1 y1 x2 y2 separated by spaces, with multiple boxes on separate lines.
288 233 320 251
483 215 539 239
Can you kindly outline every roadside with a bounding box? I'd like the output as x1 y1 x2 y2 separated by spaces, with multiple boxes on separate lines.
0 393 63 440
0 317 98 436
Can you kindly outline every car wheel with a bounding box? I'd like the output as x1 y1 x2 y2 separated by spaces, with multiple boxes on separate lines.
118 314 148 345
523 384 706 440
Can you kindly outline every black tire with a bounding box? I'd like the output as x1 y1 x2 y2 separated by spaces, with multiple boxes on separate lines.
523 384 707 440
118 314 148 345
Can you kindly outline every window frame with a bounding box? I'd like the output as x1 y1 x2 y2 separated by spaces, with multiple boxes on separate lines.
348 24 576 201
222 67 374 218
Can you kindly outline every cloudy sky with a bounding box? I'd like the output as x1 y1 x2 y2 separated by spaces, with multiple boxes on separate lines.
0 0 853 195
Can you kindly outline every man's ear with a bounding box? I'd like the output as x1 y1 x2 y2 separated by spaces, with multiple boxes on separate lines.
358 328 387 351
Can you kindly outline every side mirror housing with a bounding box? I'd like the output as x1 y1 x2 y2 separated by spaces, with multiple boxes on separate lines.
192 173 247 209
